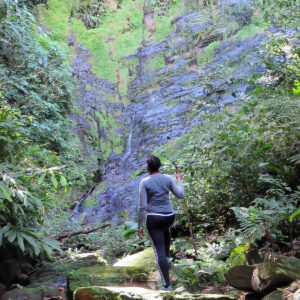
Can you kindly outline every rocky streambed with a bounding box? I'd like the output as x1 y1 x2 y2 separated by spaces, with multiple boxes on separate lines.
2 247 300 300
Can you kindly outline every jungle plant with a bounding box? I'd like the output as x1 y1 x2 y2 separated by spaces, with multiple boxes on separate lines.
0 106 63 257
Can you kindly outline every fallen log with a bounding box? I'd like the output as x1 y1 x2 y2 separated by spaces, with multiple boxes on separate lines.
66 183 99 220
53 224 110 241
225 259 300 294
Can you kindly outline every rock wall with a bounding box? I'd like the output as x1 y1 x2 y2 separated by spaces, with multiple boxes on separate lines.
42 0 268 225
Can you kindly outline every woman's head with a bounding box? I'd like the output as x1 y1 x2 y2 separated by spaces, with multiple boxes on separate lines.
146 155 161 173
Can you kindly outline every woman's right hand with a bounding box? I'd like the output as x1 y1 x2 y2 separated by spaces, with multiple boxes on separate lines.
138 227 144 239
175 172 182 180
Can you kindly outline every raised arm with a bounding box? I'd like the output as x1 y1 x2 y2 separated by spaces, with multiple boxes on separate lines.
169 175 185 198
138 180 147 229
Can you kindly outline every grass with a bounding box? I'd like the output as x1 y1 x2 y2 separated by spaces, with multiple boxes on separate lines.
197 40 221 67
38 0 72 45
152 0 185 43
95 110 124 159
71 0 144 82
233 17 266 40
153 125 202 162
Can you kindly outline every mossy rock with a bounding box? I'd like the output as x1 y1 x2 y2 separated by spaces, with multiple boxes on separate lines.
68 266 152 294
74 286 237 300
225 261 300 293
113 247 155 269
261 281 300 300
3 286 66 300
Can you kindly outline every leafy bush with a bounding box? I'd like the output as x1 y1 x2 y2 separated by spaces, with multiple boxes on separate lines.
0 1 73 151
0 106 63 257
158 30 300 245
71 0 107 29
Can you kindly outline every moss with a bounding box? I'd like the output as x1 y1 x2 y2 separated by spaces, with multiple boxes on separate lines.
119 67 130 95
153 126 202 161
84 197 98 207
72 0 144 82
226 244 249 268
152 0 186 43
197 40 221 67
94 110 124 159
68 265 151 294
38 0 72 45
233 21 265 40
148 52 165 70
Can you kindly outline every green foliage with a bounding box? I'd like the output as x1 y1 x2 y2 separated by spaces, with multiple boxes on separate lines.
0 106 62 257
197 41 220 67
158 37 300 242
122 221 138 237
71 0 107 29
258 0 300 28
0 1 74 151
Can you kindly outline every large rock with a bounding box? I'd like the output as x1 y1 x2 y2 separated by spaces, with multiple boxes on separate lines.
74 286 236 300
225 260 300 293
224 265 255 291
67 265 153 295
261 281 300 300
113 248 155 268
3 286 66 300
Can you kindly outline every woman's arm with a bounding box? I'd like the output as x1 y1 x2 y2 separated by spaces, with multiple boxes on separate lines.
169 174 185 198
138 180 147 230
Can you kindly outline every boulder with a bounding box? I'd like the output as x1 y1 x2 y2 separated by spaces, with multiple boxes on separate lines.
261 280 300 300
2 286 66 300
113 248 155 268
225 260 300 293
251 261 300 293
74 286 237 300
67 265 152 295
69 252 107 266
224 265 255 291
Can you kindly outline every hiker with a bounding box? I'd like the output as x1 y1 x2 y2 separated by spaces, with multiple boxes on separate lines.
137 155 184 290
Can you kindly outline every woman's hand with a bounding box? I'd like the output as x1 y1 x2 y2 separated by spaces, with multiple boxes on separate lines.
175 172 182 180
138 227 144 239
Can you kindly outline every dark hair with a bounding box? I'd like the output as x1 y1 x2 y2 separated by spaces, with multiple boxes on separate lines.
146 155 161 173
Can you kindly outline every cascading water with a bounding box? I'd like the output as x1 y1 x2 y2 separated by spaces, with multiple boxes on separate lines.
120 113 136 174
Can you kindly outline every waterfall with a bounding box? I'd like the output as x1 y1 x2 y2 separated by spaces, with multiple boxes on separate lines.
120 114 135 172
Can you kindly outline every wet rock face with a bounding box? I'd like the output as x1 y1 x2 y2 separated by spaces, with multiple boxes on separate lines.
70 0 268 225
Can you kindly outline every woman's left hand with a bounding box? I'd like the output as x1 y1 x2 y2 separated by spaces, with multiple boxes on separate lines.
138 227 144 239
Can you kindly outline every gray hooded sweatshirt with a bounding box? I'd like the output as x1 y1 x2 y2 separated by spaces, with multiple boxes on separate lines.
138 173 185 228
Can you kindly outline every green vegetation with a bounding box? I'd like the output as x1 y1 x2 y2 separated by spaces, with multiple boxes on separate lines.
197 40 220 67
38 0 72 45
71 0 144 82
233 22 265 40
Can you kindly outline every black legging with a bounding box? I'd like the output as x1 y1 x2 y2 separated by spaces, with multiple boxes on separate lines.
146 214 175 287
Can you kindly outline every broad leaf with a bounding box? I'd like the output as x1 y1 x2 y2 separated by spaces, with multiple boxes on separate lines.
0 183 13 202
37 172 46 185
17 233 25 252
50 175 58 189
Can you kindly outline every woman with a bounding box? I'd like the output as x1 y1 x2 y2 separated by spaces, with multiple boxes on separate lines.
138 155 184 290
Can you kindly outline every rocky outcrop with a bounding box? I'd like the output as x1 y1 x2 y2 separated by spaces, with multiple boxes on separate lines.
74 286 236 300
261 281 300 300
69 0 269 226
225 257 300 299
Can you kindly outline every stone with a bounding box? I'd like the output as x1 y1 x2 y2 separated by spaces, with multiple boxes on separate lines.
69 251 107 267
67 265 153 295
225 265 255 291
74 286 237 300
113 247 156 268
261 280 300 300
225 261 300 293
251 261 300 293
3 286 66 300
